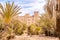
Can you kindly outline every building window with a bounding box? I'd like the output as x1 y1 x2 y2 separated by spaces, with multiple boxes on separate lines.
27 21 31 25
28 19 30 21
28 18 31 21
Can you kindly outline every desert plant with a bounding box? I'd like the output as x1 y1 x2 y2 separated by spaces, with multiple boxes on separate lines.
38 13 55 36
13 20 27 35
28 24 43 35
0 2 21 40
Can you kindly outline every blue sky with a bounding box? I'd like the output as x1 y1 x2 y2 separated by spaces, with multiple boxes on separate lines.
0 0 46 16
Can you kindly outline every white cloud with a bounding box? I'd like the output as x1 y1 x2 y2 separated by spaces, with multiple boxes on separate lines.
19 0 46 16
0 0 46 16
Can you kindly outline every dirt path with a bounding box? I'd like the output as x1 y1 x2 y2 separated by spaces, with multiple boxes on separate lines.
11 35 59 40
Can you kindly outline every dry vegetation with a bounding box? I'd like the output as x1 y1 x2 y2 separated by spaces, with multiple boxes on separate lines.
0 0 60 40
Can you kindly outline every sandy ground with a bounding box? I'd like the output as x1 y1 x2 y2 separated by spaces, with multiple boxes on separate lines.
11 35 59 40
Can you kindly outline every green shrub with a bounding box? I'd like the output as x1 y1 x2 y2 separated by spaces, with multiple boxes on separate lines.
28 24 43 35
13 20 27 35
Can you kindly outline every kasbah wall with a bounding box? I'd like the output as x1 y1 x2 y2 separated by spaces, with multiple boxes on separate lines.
16 11 40 26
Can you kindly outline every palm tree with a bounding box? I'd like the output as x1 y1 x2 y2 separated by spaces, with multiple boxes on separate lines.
0 2 21 24
0 2 21 40
45 0 60 37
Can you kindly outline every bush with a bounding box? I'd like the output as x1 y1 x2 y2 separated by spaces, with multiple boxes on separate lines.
13 20 27 35
28 24 43 35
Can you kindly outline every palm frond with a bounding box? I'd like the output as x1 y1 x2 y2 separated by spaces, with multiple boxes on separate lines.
0 2 21 24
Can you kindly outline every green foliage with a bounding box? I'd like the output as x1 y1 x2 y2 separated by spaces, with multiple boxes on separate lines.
38 13 55 35
14 25 23 35
13 20 27 35
28 24 43 35
0 2 21 24
35 26 43 34
0 24 5 32
0 2 21 40
0 19 5 33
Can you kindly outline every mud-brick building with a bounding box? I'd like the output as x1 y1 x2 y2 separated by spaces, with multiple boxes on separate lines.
16 11 40 25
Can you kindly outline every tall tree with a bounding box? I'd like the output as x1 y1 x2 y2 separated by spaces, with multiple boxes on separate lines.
45 0 60 37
